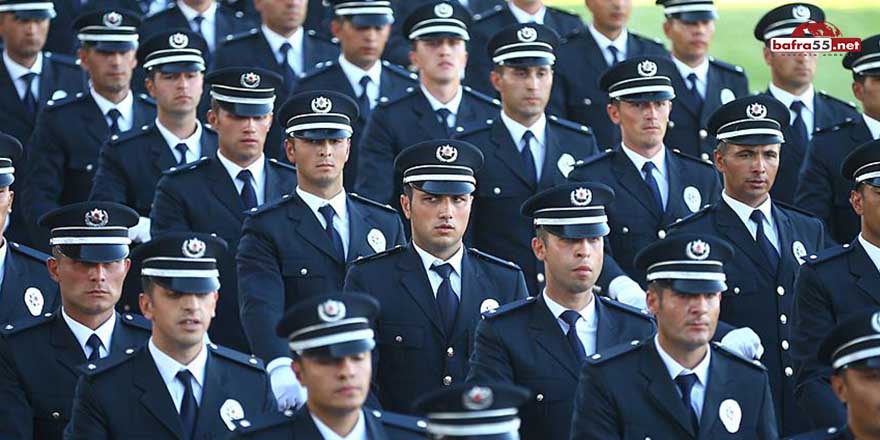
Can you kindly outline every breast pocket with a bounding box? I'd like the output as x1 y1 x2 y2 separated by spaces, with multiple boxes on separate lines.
520 377 575 419
377 322 425 378
281 258 336 300
63 156 97 202
32 394 72 439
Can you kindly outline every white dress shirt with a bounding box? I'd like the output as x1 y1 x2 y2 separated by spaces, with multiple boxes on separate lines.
863 113 880 140
671 55 709 99
312 410 367 440
501 111 547 181
262 25 304 75
655 335 711 419
509 2 546 24
90 87 134 132
296 186 350 258
621 143 669 209
421 84 464 128
3 50 42 102
338 54 382 110
216 151 267 206
62 308 116 360
148 338 208 411
178 0 217 52
0 240 7 293
721 192 780 253
542 291 598 356
587 23 628 67
859 234 880 273
413 243 464 300
769 82 816 141
155 119 204 164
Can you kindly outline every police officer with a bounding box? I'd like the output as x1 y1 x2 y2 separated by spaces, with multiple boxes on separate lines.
355 1 499 211
64 232 277 439
792 139 880 429
753 2 860 204
294 0 417 191
567 56 722 304
657 0 749 160
796 34 880 245
229 292 426 439
345 140 529 413
570 233 778 439
0 201 151 440
550 0 668 149
668 95 826 436
464 0 583 96
467 182 656 440
27 9 156 252
151 67 297 352
0 133 59 324
455 23 600 296
237 90 405 411
413 382 530 439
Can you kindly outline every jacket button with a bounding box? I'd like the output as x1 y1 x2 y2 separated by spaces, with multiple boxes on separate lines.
780 314 788 324
668 120 675 128
781 340 790 350
536 393 544 402
86 164 94 172
699 129 708 139
300 268 308 275
621 226 629 234
447 347 454 357
51 411 61 419
443 376 452 386
657 230 666 239
583 98 592 106
536 273 545 283
785 366 794 377
733 287 740 294
776 286 785 295
493 187 501 195
394 335 403 343
701 153 710 161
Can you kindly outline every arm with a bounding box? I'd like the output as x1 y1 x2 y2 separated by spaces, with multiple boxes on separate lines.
569 365 622 440
466 320 515 383
354 109 398 205
795 140 835 227
0 338 33 440
63 376 109 440
756 373 779 440
391 216 406 247
24 111 67 246
89 141 131 206
149 175 191 236
512 271 528 302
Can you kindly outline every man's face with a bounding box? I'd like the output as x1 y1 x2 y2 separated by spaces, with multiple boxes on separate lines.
532 232 603 295
608 100 671 150
851 184 880 241
79 47 137 95
146 71 203 116
294 351 371 414
0 14 49 60
854 76 880 119
286 137 350 189
763 50 817 90
831 367 880 436
648 286 720 351
491 65 553 121
714 143 780 205
409 38 467 85
48 254 129 317
0 186 13 234
140 284 217 350
255 0 306 35
401 188 472 254
663 18 715 62
584 0 632 32
207 108 272 164
332 20 390 68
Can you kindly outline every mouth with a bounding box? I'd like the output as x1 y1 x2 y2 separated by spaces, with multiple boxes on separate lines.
435 224 455 233
179 318 202 329
86 290 110 297
334 386 360 396
573 265 592 275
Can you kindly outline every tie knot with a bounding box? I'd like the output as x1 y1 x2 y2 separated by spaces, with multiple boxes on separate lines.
436 108 452 120
175 143 188 154
687 72 698 82
790 100 804 113
237 169 253 183
107 108 121 120
522 130 535 143
318 204 336 224
560 310 582 326
176 369 194 385
193 15 204 24
642 161 657 173
608 45 619 55
359 75 371 88
20 72 37 83
86 333 102 351
750 209 765 224
675 372 698 393
279 41 292 55
431 262 453 280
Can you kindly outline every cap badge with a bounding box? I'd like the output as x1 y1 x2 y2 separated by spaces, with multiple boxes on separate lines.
746 102 768 120
311 96 333 113
570 187 592 207
436 144 458 163
637 60 657 77
240 72 261 89
685 240 711 260
182 238 207 258
317 299 347 323
872 311 880 333
792 5 810 20
517 27 538 43
434 2 453 18
102 11 123 28
169 32 189 49
84 208 109 227
462 386 493 410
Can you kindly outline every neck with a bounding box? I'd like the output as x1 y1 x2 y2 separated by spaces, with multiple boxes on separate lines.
298 182 344 201
772 79 810 97
864 108 880 123
512 0 542 15
657 333 708 370
158 112 198 140
544 283 594 311
422 78 459 104
94 87 130 105
65 307 114 331
153 334 204 365
624 141 663 159
593 21 623 41
504 108 542 128
724 190 769 209
413 239 461 262
5 49 38 69
849 422 880 440
267 23 298 39
309 404 361 437
674 51 705 69
181 0 211 13
220 148 261 168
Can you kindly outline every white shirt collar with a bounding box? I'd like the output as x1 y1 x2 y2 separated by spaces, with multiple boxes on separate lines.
216 150 265 185
587 23 628 54
863 113 880 140
722 191 773 227
768 82 815 114
177 0 216 22
3 50 43 78
337 54 382 86
90 87 134 124
859 234 880 273
621 143 666 177
654 335 711 387
155 119 203 153
420 84 463 116
295 186 348 226
61 308 116 356
413 242 464 280
500 111 546 150
262 24 303 57
508 2 546 24
311 410 367 440
542 291 597 328
671 55 709 84
148 337 208 392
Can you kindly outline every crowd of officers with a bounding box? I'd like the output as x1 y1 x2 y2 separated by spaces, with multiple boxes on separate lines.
0 0 878 438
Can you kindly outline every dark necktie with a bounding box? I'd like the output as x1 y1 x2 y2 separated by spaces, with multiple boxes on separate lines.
318 204 345 262
686 73 704 113
358 75 372 120
174 143 189 166
750 210 779 274
431 263 458 337
237 169 257 210
675 373 700 433
642 161 664 212
607 45 621 66
521 130 537 185
436 108 452 137
279 42 297 86
20 72 37 114
85 333 102 361
107 108 122 134
192 15 212 65
176 370 198 440
790 100 809 147
560 310 587 364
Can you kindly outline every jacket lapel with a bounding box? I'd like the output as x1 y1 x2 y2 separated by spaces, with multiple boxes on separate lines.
49 313 88 377
771 204 798 281
640 343 697 438
491 118 534 188
133 98 154 130
849 240 880 305
346 198 375 262
594 295 620 351
0 249 25 322
397 244 445 337
199 128 218 158
0 58 32 126
135 349 184 439
713 202 774 277
108 313 145 353
611 151 662 218
287 193 344 263
698 349 731 438
83 96 109 145
450 251 488 340
193 352 225 437
529 295 578 379
583 30 612 72
670 68 701 118
538 123 566 189
264 158 293 201
149 126 178 173
662 150 686 224
364 410 389 440
293 407 329 440
851 119 874 145
206 158 246 221
414 92 446 138
701 65 724 125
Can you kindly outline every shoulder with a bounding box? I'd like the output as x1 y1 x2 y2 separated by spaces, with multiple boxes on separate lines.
305 28 339 47
708 56 746 76
547 5 582 20
629 31 667 51
368 409 427 434
349 193 398 215
803 243 854 266
119 312 152 332
267 157 297 174
376 86 419 108
586 338 646 366
670 148 718 171
572 149 614 168
44 51 79 68
144 3 178 19
135 93 156 107
352 245 406 266
78 349 139 377
817 90 858 112
786 427 848 440
244 192 296 217
598 296 654 322
774 200 823 222
299 60 336 81
667 204 714 230
482 295 537 320
463 85 502 108
455 117 495 138
207 342 266 371
108 123 154 146
45 90 87 111
221 27 260 46
467 248 522 272
232 410 296 436
711 341 767 372
548 114 594 137
472 3 505 22
162 156 211 176
382 60 420 82
8 242 50 263
814 116 860 137
0 311 55 337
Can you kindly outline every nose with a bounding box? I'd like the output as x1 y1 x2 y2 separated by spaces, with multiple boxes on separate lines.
573 238 591 258
89 263 108 282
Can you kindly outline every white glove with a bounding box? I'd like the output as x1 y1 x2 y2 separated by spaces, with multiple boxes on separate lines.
268 359 307 411
720 327 765 360
128 216 152 243
608 275 647 309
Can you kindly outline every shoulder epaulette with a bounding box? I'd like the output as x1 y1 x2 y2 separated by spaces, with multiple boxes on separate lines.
468 248 521 271
78 350 139 376
109 123 154 145
1 311 55 335
630 31 666 49
8 242 50 263
267 157 297 173
136 93 156 106
787 427 847 440
482 296 537 319
305 28 339 45
548 114 593 136
349 193 398 214
233 409 295 434
301 59 335 78
598 296 654 321
711 341 767 371
368 409 427 433
803 242 854 265
119 313 152 331
814 117 858 135
586 338 646 365
818 90 858 110
245 192 295 216
548 5 581 18
572 149 613 169
377 86 418 107
463 85 501 108
163 156 210 175
473 3 504 21
203 123 216 134
44 51 79 67
45 90 86 109
381 60 420 82
455 117 495 137
774 200 822 220
352 245 405 265
670 148 716 168
208 343 265 370
708 56 745 75
666 204 715 230
223 27 259 44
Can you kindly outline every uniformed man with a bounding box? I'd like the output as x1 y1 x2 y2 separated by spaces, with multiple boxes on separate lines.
466 182 656 440
455 23 600 296
796 34 880 245
64 233 277 439
656 0 749 160
570 233 778 439
229 292 426 439
0 133 59 324
753 2 860 204
413 382 529 439
0 201 151 440
464 0 583 96
237 90 405 411
667 95 826 436
567 56 722 304
294 0 417 191
26 9 156 252
792 139 880 429
151 67 298 352
344 139 529 413
549 0 668 149
354 1 500 212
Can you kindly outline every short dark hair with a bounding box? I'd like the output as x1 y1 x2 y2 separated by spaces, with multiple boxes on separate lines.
715 141 728 154
403 184 414 200
140 276 157 296
854 73 866 83
535 226 550 244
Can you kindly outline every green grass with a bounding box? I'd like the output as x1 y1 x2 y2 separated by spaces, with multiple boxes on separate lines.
546 1 880 108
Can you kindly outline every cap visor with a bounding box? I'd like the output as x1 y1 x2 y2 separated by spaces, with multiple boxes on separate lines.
92 41 138 53
849 358 880 370
0 174 15 188
58 244 130 263
673 11 718 22
14 10 53 20
725 135 784 146
622 91 675 102
152 277 220 294
415 32 468 41
154 62 205 73
670 279 727 295
218 101 273 117
294 128 352 140
416 181 475 196
500 57 554 67
350 14 393 27
543 223 610 239
302 339 376 358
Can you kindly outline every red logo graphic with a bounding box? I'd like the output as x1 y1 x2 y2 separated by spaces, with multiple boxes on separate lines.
770 20 861 54
791 21 842 38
